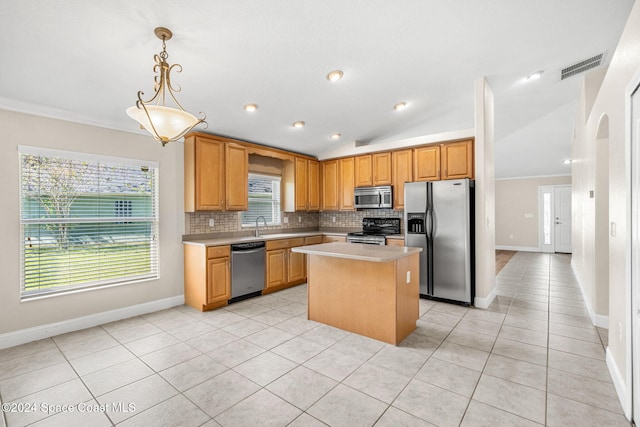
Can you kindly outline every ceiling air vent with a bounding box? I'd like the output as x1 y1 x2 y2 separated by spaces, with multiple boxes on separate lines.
561 53 604 80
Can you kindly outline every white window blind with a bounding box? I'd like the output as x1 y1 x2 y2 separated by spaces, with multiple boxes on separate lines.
241 173 281 226
19 146 159 298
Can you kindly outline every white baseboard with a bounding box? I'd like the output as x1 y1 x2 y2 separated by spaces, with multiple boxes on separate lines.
495 245 539 252
0 295 184 350
570 259 609 329
474 286 496 309
606 346 631 420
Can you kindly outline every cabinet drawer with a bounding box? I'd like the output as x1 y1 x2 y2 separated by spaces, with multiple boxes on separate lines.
266 238 305 250
304 235 323 245
207 245 230 259
323 235 346 243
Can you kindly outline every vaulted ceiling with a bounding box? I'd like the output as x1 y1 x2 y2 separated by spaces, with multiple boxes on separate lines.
0 0 634 178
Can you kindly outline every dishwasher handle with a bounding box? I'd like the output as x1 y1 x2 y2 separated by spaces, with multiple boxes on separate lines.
231 242 266 252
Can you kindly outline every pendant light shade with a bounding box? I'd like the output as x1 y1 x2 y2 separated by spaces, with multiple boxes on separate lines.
127 27 206 146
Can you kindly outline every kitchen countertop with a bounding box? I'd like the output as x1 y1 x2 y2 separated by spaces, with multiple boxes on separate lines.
182 229 405 246
292 242 421 262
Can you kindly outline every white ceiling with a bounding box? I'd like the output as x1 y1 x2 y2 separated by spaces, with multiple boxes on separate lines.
0 0 634 178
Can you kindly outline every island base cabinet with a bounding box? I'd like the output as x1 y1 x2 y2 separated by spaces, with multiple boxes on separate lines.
306 253 419 345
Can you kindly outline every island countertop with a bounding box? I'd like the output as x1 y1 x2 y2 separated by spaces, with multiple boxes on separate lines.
292 242 422 262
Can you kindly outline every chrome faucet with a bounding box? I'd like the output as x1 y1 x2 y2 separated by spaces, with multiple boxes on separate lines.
255 216 267 237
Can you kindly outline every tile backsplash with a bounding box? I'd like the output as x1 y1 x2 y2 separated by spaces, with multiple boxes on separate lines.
185 209 404 237
185 211 320 235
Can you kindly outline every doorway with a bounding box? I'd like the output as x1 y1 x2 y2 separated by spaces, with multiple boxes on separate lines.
538 185 573 253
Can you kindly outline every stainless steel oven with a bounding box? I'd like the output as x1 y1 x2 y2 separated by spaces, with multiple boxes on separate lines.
346 217 401 246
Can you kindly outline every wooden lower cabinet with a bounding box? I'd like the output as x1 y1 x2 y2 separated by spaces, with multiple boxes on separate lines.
323 235 347 243
184 245 230 311
264 238 306 294
386 238 405 247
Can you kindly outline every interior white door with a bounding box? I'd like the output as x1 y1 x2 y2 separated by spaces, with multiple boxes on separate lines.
554 185 572 253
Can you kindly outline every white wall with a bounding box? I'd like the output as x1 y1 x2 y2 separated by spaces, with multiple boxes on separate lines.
495 176 572 250
571 0 640 416
0 109 184 336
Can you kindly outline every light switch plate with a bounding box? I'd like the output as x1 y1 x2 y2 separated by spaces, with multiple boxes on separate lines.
283 217 289 224
209 218 214 227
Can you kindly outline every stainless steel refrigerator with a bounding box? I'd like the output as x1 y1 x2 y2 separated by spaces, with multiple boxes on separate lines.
404 179 474 304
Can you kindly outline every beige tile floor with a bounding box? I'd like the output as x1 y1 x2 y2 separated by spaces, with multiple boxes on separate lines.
0 252 630 426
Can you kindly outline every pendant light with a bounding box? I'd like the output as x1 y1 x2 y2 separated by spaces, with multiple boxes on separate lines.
126 27 206 146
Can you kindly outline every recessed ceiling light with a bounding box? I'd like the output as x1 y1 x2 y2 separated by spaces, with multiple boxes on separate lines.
527 71 544 81
329 133 341 140
243 104 258 112
563 159 572 165
394 102 408 111
326 70 344 82
292 121 305 128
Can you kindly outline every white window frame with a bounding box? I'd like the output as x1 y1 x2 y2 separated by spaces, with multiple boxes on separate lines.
18 145 159 300
241 173 282 227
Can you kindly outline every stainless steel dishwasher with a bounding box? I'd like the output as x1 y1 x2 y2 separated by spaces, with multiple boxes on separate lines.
230 241 265 303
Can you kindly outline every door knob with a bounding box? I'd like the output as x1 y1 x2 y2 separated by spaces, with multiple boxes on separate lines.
555 222 561 224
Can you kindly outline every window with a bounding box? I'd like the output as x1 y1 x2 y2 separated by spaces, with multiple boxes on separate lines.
241 173 281 226
19 146 159 299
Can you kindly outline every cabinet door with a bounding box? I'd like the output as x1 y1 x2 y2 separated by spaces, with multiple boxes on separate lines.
295 157 308 211
441 140 474 180
321 160 339 210
372 152 392 185
195 138 225 210
392 149 413 210
339 157 355 210
413 146 441 181
354 155 373 187
287 249 306 283
207 257 230 304
225 143 248 210
266 249 287 288
308 160 320 211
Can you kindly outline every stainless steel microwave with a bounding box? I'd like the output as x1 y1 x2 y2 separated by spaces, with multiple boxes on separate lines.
354 186 393 209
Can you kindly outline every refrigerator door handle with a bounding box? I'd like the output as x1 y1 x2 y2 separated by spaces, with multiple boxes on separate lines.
426 209 433 239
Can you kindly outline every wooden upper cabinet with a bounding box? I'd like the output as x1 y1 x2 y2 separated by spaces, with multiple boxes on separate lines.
413 145 441 182
225 143 248 210
307 160 320 211
354 155 373 187
195 137 225 210
372 152 392 185
354 153 392 186
321 160 339 211
392 149 413 210
339 157 355 210
295 157 308 211
441 139 474 180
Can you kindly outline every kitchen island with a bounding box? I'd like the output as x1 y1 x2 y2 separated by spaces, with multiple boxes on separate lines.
292 242 422 345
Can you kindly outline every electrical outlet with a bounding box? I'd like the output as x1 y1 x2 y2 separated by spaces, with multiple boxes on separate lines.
298 216 302 223
332 216 336 223
283 217 289 224
611 222 616 237
406 271 411 283
209 218 214 227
